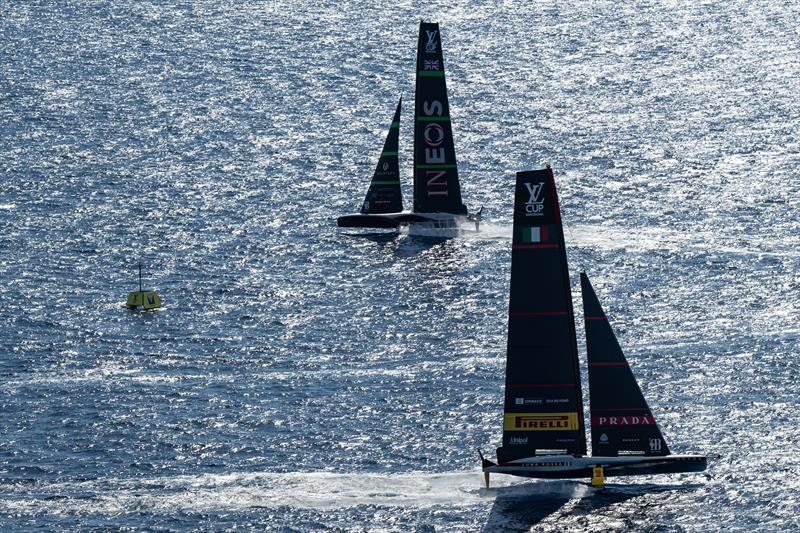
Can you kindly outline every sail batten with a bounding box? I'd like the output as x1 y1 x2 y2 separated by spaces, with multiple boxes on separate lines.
412 22 467 215
497 168 586 463
360 97 403 215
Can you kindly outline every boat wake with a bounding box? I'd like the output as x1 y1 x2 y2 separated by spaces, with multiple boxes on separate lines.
467 223 512 241
570 223 797 257
3 471 592 516
396 222 512 240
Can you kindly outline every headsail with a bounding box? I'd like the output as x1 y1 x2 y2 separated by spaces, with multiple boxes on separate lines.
497 167 586 463
581 272 671 457
412 21 467 215
360 97 403 215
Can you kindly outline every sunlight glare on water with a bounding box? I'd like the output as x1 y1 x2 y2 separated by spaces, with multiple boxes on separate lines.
1 0 799 530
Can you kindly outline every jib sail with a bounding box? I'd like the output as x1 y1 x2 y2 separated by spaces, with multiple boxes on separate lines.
412 21 467 215
581 272 671 457
497 167 586 463
361 97 403 215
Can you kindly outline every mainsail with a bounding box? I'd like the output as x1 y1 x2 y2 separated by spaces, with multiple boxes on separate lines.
360 97 403 215
412 21 467 215
497 167 586 463
581 272 671 457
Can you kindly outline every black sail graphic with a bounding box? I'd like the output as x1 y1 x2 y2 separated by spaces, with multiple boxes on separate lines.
497 168 586 463
361 97 403 214
581 272 671 457
412 22 467 215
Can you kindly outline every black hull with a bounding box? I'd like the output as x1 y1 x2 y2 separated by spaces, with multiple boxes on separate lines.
336 212 445 228
496 455 707 480
337 214 401 228
602 456 708 477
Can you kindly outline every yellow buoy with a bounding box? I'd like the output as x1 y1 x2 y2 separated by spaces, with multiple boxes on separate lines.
126 260 161 310
126 290 161 309
591 465 605 488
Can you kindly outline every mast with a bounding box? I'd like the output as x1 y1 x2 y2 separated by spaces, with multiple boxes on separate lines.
581 272 670 457
412 21 467 215
360 97 403 214
496 167 586 464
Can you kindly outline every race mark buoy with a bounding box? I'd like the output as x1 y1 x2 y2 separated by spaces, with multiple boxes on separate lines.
126 260 161 310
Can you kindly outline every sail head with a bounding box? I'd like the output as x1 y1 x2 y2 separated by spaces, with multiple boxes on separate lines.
412 21 467 215
581 272 671 457
497 167 586 463
361 97 403 214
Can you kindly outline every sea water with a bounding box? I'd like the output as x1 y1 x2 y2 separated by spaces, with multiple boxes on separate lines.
1 1 798 530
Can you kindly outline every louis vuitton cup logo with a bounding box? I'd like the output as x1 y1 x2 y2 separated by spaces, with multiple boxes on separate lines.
649 438 662 452
524 182 545 216
425 30 438 53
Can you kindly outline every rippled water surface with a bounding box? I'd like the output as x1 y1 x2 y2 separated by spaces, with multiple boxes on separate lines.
1 1 799 531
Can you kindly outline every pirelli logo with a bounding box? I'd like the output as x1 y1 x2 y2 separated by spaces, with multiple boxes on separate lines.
504 412 580 431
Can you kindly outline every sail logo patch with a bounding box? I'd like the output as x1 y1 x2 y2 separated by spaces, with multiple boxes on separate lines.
592 415 654 426
423 59 440 70
504 412 579 431
509 436 528 445
515 397 542 405
599 433 609 444
419 100 449 198
523 182 545 216
649 438 662 452
425 30 438 53
521 226 548 243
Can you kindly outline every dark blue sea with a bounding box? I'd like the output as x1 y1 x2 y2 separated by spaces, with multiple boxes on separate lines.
1 1 798 531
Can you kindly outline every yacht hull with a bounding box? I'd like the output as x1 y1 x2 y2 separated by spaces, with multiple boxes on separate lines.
484 454 707 479
337 212 477 235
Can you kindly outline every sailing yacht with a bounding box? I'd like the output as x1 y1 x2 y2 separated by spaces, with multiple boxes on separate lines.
481 167 707 485
337 22 481 235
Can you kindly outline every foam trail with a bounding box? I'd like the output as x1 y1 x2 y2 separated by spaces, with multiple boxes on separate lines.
3 471 590 515
570 224 798 256
470 223 512 240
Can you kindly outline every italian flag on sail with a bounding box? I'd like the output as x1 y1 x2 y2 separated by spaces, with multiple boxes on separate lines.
521 226 547 243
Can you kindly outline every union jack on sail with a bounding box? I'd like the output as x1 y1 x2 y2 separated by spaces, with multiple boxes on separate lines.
423 59 440 70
